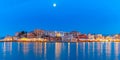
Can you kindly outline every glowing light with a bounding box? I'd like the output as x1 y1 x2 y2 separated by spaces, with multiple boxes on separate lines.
20 38 28 41
53 3 56 7
56 33 61 37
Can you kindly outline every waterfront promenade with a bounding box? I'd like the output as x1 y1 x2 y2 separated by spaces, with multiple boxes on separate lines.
1 39 120 42
3 29 120 43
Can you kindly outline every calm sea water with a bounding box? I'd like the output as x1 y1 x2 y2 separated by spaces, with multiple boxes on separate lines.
0 42 120 60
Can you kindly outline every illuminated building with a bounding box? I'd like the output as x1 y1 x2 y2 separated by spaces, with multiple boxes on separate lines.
4 35 13 41
105 36 112 41
88 34 95 40
62 33 73 42
34 29 45 38
27 32 36 38
70 31 80 38
77 34 88 39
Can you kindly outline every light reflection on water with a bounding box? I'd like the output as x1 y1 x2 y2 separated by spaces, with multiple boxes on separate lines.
55 43 61 60
0 42 120 60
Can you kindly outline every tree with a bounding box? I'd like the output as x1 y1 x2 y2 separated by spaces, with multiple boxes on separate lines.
18 31 27 38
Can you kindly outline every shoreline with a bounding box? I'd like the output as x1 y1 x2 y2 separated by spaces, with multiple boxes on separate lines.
1 40 120 42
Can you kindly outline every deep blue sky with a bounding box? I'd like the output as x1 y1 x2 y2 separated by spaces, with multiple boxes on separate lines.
0 0 120 36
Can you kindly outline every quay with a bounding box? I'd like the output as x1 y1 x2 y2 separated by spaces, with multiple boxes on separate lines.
2 29 120 43
1 39 120 42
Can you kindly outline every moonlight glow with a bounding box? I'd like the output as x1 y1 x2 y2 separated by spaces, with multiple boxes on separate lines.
53 3 56 7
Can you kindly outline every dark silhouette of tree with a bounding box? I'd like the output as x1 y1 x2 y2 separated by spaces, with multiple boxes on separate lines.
18 31 27 38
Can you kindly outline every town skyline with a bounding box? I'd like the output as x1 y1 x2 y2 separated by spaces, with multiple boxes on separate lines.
2 28 120 37
0 0 120 36
1 29 120 42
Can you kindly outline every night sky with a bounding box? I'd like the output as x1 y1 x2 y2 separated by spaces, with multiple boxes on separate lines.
0 0 120 36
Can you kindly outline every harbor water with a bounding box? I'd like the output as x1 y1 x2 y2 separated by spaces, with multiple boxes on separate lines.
0 42 120 60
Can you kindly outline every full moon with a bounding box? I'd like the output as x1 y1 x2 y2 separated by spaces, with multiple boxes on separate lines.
53 3 56 7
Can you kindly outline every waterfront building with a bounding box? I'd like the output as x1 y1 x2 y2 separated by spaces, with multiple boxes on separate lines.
34 29 44 38
70 31 80 38
44 31 51 36
77 34 88 42
62 33 73 42
12 36 18 40
113 34 120 39
55 31 64 37
78 34 88 39
54 31 63 41
15 31 27 38
88 34 95 40
4 35 13 41
95 34 104 41
27 32 36 38
49 32 56 37
19 38 29 41
105 36 112 41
